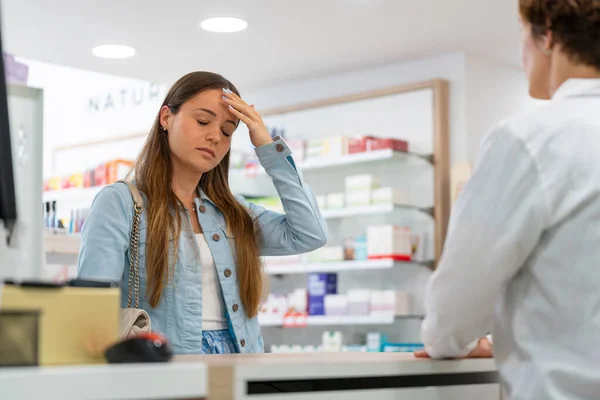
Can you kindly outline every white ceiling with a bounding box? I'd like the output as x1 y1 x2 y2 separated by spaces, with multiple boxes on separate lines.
2 0 521 89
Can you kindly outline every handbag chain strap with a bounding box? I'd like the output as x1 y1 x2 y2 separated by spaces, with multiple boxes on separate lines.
120 180 144 309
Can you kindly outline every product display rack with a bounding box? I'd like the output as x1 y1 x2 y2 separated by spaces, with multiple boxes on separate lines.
255 80 449 343
43 150 433 201
320 203 435 219
259 314 424 328
257 79 450 269
44 235 435 273
265 259 433 275
43 80 449 266
229 148 433 178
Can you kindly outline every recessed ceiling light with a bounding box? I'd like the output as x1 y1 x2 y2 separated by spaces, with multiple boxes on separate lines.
200 17 248 33
92 44 136 59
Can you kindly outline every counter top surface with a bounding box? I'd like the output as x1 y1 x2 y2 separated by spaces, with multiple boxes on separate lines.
175 352 497 381
0 361 208 400
0 354 497 399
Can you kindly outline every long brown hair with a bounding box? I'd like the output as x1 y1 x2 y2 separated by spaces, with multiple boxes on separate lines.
133 72 264 318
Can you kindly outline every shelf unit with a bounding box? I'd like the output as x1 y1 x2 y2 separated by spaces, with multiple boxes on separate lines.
265 259 431 275
292 149 433 170
43 186 103 203
42 237 434 271
231 148 432 177
42 150 434 204
258 79 450 266
44 80 449 263
321 203 434 219
254 80 448 346
259 314 423 327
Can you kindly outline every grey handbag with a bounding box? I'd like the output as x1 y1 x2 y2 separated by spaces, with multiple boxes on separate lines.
118 180 152 339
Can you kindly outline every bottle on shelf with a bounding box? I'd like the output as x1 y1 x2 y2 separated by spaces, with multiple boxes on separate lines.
50 201 57 229
44 202 51 228
69 209 75 234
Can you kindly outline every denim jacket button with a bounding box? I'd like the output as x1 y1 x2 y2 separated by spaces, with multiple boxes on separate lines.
240 339 246 347
275 144 285 152
224 268 232 278
212 233 221 242
199 205 206 213
232 304 239 312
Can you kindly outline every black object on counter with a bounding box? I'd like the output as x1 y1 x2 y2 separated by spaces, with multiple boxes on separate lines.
3 279 64 288
105 333 173 363
67 279 119 288
3 278 119 289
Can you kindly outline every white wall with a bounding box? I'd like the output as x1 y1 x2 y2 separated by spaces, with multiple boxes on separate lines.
247 53 535 166
21 52 532 180
19 58 168 178
464 54 531 161
246 53 469 164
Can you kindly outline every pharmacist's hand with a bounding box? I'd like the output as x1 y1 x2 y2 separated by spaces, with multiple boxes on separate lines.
222 89 273 148
414 337 493 359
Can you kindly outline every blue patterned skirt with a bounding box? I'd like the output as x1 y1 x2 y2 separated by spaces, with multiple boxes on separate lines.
202 329 239 354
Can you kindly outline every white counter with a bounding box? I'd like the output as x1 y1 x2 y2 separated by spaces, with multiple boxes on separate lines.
0 353 500 400
0 362 207 400
176 352 500 400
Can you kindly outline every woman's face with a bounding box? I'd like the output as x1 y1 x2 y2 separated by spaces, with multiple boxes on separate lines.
161 89 238 174
520 20 552 99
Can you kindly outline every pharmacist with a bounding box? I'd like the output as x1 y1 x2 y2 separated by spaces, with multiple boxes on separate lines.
419 1 600 399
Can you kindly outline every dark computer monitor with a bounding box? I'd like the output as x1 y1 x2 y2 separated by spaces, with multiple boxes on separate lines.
0 5 17 244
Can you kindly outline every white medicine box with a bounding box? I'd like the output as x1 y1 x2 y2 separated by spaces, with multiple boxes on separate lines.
371 187 409 206
325 193 345 209
345 191 371 207
345 174 380 193
367 225 412 261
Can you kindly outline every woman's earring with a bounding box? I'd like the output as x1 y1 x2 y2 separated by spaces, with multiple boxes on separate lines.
162 126 168 133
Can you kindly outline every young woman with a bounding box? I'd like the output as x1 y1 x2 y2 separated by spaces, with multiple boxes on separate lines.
77 72 327 355
419 0 600 398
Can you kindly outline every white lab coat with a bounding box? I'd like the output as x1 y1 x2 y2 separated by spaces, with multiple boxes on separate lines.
422 78 600 400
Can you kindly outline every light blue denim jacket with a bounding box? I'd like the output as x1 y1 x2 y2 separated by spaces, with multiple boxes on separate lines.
77 138 327 354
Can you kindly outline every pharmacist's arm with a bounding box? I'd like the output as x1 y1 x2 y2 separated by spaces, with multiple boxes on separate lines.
77 186 131 281
421 126 548 358
236 138 328 256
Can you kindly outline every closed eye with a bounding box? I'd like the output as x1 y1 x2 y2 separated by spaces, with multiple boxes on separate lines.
198 120 231 137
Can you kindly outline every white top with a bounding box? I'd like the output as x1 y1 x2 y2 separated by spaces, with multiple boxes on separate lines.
0 363 207 400
196 233 228 330
422 78 600 400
